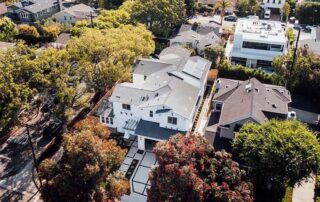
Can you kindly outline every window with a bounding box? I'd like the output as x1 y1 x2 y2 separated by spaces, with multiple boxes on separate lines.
168 116 177 125
273 0 275 3
243 42 283 52
278 0 281 3
110 118 113 124
20 12 29 18
149 111 153 117
64 16 67 20
215 103 222 111
231 57 247 66
243 41 269 50
122 104 131 110
267 0 270 3
101 117 105 123
106 117 109 124
70 16 72 20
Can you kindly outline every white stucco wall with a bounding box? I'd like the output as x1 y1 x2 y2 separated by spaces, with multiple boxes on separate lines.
262 0 285 9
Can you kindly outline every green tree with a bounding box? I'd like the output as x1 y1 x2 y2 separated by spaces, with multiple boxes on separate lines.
39 117 129 201
42 24 61 40
97 0 125 9
71 1 138 35
297 2 320 25
281 2 291 21
204 44 225 67
0 42 37 134
286 27 294 46
0 17 18 41
148 133 254 202
132 0 186 37
185 0 196 17
214 0 232 24
17 24 40 43
232 120 320 200
67 25 155 92
236 0 260 17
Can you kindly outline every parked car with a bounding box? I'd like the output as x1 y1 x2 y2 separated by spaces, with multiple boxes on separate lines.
224 15 237 22
264 9 271 19
43 120 63 139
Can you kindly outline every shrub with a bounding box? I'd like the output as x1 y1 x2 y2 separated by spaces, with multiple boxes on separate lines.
282 187 293 202
217 59 277 84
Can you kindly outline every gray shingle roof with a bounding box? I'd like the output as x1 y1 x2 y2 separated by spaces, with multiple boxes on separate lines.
56 3 94 18
109 46 211 119
17 0 58 13
135 119 186 140
214 78 291 125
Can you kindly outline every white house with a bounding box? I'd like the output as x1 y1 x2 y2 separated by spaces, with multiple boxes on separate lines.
261 0 285 11
170 24 221 55
54 3 95 24
98 46 211 150
225 19 288 71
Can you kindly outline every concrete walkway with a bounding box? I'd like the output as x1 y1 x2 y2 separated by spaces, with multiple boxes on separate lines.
292 177 315 202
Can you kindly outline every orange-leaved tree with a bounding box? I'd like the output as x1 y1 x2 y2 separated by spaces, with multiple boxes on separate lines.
39 116 128 202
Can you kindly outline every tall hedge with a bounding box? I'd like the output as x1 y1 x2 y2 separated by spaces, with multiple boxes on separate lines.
217 60 277 84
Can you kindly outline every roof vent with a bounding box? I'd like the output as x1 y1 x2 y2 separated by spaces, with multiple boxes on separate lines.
255 87 259 93
116 96 120 99
245 84 252 93
272 103 277 108
155 93 159 97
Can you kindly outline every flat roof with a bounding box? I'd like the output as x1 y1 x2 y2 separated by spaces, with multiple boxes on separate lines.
235 19 287 43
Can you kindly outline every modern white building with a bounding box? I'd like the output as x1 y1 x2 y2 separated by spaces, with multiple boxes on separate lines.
261 0 285 11
225 19 288 70
98 46 211 150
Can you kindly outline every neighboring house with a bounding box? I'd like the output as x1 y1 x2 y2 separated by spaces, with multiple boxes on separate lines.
196 0 215 6
97 45 211 150
0 3 7 17
0 42 15 51
261 0 285 12
225 19 288 71
54 3 95 24
206 78 291 140
49 33 70 49
170 24 221 55
7 0 61 23
299 27 320 56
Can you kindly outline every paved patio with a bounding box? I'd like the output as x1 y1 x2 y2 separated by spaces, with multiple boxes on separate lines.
120 137 157 202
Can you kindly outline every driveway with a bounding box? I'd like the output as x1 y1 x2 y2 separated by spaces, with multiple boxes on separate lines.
121 137 157 202
292 176 315 202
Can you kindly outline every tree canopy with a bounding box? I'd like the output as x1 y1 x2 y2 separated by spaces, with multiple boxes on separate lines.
39 116 129 202
272 48 320 104
131 0 186 37
148 133 254 202
0 17 18 41
232 120 320 199
67 25 155 92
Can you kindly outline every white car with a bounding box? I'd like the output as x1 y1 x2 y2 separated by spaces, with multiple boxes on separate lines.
264 9 271 19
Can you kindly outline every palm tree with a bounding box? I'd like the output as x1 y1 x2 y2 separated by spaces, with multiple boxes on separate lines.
214 0 232 24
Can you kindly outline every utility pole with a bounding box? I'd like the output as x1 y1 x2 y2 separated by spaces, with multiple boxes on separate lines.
289 27 301 89
90 11 94 28
26 124 43 190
